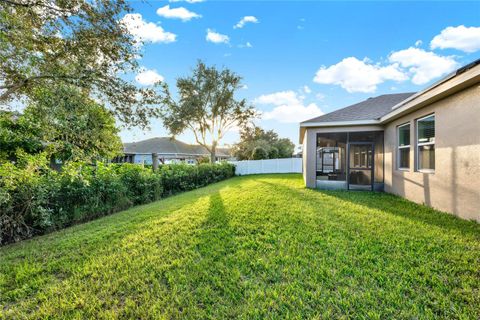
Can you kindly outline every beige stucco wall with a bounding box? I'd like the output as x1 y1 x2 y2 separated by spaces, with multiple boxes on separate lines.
384 84 480 221
302 125 384 188
302 83 480 221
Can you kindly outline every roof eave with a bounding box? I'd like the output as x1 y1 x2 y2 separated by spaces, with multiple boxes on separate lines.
300 119 381 127
381 63 480 123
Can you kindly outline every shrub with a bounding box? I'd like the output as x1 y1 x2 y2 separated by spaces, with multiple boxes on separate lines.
252 147 268 160
0 159 235 245
268 147 279 159
0 153 54 243
116 164 162 205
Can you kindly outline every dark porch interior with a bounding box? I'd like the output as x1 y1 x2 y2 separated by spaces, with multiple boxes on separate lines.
316 131 384 191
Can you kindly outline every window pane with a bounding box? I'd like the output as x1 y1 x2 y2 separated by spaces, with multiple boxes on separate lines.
399 148 409 169
418 115 435 143
418 145 435 170
398 124 410 146
350 145 372 169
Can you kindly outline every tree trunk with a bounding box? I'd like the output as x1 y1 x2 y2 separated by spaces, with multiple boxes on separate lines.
210 142 217 163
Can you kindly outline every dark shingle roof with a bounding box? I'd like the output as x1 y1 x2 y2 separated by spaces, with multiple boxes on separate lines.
302 93 416 124
123 137 230 157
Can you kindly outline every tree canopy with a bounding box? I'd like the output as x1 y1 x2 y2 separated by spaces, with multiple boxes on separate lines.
233 126 295 160
251 146 268 160
0 85 122 163
160 61 257 162
0 0 161 128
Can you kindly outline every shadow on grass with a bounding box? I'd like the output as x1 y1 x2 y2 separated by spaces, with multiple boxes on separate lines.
257 178 480 238
323 190 480 238
0 179 232 256
191 192 242 307
197 192 235 259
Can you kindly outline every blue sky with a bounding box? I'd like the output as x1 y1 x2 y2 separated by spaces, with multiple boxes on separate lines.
120 1 480 147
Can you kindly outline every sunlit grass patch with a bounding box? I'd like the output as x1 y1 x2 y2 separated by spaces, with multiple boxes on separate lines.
1 174 479 319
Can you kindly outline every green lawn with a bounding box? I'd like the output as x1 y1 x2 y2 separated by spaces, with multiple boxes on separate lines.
1 174 479 319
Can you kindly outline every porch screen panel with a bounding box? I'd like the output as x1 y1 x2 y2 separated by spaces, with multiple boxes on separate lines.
316 132 347 181
348 131 384 183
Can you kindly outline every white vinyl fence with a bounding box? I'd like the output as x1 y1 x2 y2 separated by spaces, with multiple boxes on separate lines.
229 158 302 175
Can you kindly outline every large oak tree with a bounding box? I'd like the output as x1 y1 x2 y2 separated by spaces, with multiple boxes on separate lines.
160 61 257 163
0 0 161 127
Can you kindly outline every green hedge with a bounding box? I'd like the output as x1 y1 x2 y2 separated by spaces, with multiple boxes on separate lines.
0 160 235 245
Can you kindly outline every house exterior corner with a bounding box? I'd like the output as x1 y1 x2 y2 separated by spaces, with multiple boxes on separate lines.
300 59 480 222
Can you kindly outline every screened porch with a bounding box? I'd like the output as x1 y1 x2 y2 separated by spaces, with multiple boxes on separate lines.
316 131 384 191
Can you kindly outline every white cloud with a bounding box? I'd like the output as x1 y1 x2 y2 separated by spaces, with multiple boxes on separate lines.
156 5 201 21
430 25 480 53
121 13 176 44
234 16 259 29
238 41 253 48
303 85 311 94
315 93 325 101
169 0 204 3
415 40 422 47
255 91 324 123
135 68 164 86
389 47 459 85
206 29 229 44
255 91 300 106
313 57 407 93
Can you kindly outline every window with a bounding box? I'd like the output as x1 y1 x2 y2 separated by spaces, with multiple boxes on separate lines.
417 114 435 171
351 145 372 168
397 123 410 170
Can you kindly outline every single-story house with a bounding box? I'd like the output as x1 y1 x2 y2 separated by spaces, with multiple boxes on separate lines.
300 59 480 222
113 137 232 165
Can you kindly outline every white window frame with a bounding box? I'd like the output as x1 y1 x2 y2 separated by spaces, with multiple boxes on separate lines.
416 114 435 173
397 122 410 171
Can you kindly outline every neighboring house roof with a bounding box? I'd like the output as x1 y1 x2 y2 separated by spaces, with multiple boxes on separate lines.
301 93 415 124
123 137 231 157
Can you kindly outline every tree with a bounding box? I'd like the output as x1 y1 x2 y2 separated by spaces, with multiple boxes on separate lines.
251 147 268 160
0 111 43 162
275 137 296 158
268 147 279 159
0 85 123 163
26 86 123 162
0 0 161 128
160 61 257 163
233 126 295 160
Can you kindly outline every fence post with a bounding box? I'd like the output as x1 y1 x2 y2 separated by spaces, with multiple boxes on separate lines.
152 153 159 171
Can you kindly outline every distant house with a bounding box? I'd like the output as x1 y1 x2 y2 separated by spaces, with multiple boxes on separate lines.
300 59 480 222
113 137 232 165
